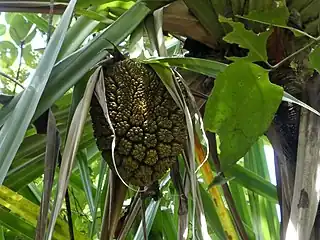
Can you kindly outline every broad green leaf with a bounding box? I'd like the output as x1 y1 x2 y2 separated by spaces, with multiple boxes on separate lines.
237 7 309 38
23 45 40 68
309 46 320 73
0 25 6 36
219 16 272 62
0 41 18 68
244 6 289 26
9 14 32 45
0 0 77 185
204 60 283 170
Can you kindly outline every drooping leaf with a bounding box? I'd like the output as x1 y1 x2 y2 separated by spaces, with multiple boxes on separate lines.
0 25 6 36
219 16 272 63
0 41 18 68
35 111 60 240
309 46 320 73
46 66 100 240
204 60 283 170
9 14 32 45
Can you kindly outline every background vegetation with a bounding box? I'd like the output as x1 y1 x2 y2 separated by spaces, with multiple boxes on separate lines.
0 0 319 239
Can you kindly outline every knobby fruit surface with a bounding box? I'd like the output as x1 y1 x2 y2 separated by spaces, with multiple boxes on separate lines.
90 59 187 186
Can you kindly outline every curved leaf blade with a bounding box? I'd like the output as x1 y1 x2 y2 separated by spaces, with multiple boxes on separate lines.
0 0 77 184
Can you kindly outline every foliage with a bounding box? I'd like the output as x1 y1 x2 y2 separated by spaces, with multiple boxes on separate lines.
0 0 319 239
204 60 283 170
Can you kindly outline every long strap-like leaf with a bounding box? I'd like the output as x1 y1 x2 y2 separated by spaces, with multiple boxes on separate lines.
0 0 77 184
46 66 100 240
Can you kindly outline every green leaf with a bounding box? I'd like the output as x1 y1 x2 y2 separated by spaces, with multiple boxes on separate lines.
0 185 89 240
9 14 32 45
24 28 37 44
0 0 77 185
204 60 283 170
143 57 227 77
75 9 114 24
0 206 34 239
77 150 95 217
183 0 223 44
23 14 50 33
219 16 272 62
309 46 320 73
225 164 278 203
23 45 40 68
5 13 16 24
244 6 290 26
0 25 6 36
0 41 18 68
237 7 309 38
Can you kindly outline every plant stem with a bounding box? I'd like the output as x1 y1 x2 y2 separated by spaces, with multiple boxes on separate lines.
0 71 24 89
271 37 320 70
14 41 24 93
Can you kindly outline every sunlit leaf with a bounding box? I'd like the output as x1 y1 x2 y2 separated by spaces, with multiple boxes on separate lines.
5 13 16 24
0 185 88 240
23 45 40 69
204 60 283 170
9 14 32 45
24 28 37 45
219 16 272 62
0 41 18 68
0 25 6 36
0 0 77 185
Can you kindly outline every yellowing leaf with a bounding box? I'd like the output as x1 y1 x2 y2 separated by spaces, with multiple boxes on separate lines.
204 60 283 170
219 16 272 63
